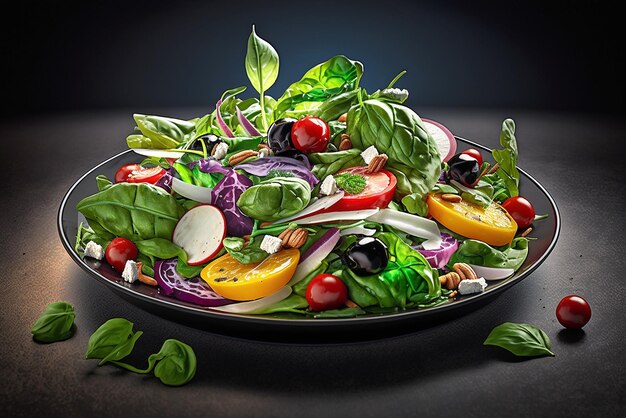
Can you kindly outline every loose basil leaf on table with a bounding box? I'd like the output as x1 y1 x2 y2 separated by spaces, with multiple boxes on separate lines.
245 26 279 131
484 322 555 357
31 302 76 343
85 318 144 366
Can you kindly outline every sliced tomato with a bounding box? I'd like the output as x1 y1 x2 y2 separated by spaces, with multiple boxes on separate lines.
115 164 166 184
328 166 397 212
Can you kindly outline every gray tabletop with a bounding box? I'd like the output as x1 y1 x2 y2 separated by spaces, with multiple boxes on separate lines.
1 108 624 417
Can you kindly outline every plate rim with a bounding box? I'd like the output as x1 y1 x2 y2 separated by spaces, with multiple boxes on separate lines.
57 137 561 327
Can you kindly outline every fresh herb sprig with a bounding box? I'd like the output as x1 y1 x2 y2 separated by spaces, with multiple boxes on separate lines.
335 173 367 194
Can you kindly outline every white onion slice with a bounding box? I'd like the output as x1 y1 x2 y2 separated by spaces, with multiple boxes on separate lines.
293 208 379 225
271 192 345 225
367 209 442 250
340 226 376 236
209 286 292 313
171 177 212 203
467 264 515 281
132 148 185 159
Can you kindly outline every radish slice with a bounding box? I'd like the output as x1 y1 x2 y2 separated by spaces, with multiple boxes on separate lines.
288 228 341 286
467 264 515 281
367 209 442 250
294 208 379 225
271 192 345 224
422 119 457 162
172 205 226 265
210 286 292 313
171 177 212 204
132 148 185 159
340 226 376 236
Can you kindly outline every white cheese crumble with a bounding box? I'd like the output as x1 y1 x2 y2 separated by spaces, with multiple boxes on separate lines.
320 175 338 196
260 235 282 254
361 145 379 164
458 277 487 295
212 142 229 160
258 147 271 158
121 260 139 283
84 241 104 260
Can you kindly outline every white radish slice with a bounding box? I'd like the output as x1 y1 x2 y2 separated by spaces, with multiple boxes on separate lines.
293 208 379 225
172 205 226 265
171 177 212 204
132 148 185 159
288 228 341 286
367 209 442 250
340 226 376 236
422 119 457 162
468 264 515 281
210 286 292 313
271 192 345 225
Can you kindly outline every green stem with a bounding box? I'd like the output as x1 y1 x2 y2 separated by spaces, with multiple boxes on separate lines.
260 93 268 132
111 360 152 374
386 70 407 89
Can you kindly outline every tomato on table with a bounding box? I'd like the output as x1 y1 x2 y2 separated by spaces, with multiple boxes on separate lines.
502 196 535 230
201 249 300 301
427 193 517 246
556 295 591 329
306 274 348 311
291 116 330 153
329 166 397 212
105 237 138 271
115 164 166 184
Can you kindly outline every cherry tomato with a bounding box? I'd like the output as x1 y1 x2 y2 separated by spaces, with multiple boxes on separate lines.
501 196 535 230
328 167 397 212
556 295 591 329
114 164 166 184
291 116 330 153
105 237 138 272
306 274 348 311
460 148 483 166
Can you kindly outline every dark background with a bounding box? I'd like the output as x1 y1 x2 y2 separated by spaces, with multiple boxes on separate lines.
3 0 624 118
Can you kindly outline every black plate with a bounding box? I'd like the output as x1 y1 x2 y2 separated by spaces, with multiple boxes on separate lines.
58 137 560 342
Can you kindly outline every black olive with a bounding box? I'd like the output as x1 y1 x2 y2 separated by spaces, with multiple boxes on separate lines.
447 153 480 187
267 118 297 153
190 134 221 153
343 237 389 276
274 149 310 165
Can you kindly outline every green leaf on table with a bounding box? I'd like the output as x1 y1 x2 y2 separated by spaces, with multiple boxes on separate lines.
31 302 76 343
484 322 554 357
86 318 143 366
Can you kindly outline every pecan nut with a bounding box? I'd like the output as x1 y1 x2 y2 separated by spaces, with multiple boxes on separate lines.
453 263 478 281
441 193 462 203
228 150 258 166
338 113 348 123
439 271 462 290
339 134 352 150
281 228 308 249
366 153 388 173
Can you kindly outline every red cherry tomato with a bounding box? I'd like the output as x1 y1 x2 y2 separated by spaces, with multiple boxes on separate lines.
501 196 535 230
306 274 348 311
105 237 138 272
460 148 483 166
328 167 397 212
291 116 330 153
115 164 165 184
556 295 591 329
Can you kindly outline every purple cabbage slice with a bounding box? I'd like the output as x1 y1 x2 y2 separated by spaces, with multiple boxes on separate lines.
210 170 253 237
236 156 319 188
154 168 174 193
415 233 458 269
154 259 234 307
188 157 230 175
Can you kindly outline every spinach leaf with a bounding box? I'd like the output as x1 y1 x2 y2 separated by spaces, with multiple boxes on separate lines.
348 99 441 212
315 89 360 121
245 26 279 131
293 261 330 296
308 148 363 180
175 257 209 279
491 119 520 198
249 294 309 315
31 302 76 343
86 318 143 366
312 307 365 318
75 222 111 257
135 238 188 263
274 55 363 120
126 114 196 149
431 184 458 194
237 176 311 221
448 237 529 271
95 175 112 191
191 165 224 188
484 322 554 357
222 236 269 265
459 180 494 208
76 182 185 242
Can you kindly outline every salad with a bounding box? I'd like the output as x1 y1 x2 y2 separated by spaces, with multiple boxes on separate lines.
74 28 540 318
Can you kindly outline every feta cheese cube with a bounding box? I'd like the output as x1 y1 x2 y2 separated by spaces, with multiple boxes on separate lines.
360 145 379 164
84 240 104 260
320 175 338 196
212 142 229 160
458 277 487 295
260 235 283 254
121 260 139 283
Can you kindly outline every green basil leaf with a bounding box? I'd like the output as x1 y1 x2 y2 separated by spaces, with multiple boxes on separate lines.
448 237 528 271
308 148 363 180
484 322 554 357
431 184 458 194
249 294 309 315
491 119 520 198
314 90 360 121
223 235 269 265
245 26 279 96
237 177 311 221
95 175 113 191
127 114 195 149
85 318 143 366
150 339 197 386
31 302 76 343
135 238 188 264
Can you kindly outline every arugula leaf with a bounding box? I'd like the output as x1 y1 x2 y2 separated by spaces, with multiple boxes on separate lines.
484 322 554 357
491 118 520 198
245 26 279 131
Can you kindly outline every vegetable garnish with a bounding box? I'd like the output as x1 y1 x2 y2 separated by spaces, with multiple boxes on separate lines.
74 26 541 317
31 302 76 343
484 322 555 357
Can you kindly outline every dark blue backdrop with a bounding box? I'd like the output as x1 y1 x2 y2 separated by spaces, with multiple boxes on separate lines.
4 0 623 116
